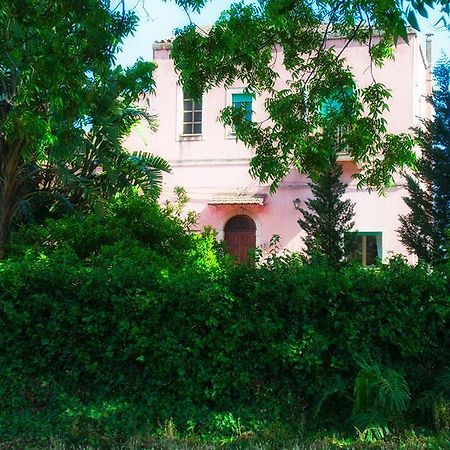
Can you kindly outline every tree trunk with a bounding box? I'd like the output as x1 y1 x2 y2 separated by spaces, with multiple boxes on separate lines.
0 139 24 258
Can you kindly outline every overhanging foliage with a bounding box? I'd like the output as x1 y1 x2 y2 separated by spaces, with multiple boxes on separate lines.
170 0 450 190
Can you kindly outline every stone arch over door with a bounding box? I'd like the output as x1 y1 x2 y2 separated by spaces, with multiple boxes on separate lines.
224 215 257 262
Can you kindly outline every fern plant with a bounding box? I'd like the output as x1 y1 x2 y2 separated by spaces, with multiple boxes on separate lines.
350 360 410 441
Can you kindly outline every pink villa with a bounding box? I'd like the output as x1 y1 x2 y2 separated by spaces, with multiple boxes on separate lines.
126 31 432 264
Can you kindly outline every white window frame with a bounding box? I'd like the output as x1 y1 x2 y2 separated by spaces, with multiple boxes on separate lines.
176 87 205 141
352 232 383 266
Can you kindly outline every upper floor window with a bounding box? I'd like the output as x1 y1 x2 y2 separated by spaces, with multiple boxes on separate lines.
182 92 202 135
232 92 253 122
320 87 354 117
321 87 354 152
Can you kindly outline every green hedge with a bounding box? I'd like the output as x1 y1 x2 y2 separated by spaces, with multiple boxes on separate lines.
0 194 449 444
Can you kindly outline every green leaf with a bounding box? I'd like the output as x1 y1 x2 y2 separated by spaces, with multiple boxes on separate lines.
407 9 421 30
417 2 429 17
394 21 409 44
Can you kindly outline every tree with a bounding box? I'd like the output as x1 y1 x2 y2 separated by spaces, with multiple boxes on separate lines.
40 64 171 218
0 1 165 255
398 56 450 264
297 153 355 267
170 0 450 191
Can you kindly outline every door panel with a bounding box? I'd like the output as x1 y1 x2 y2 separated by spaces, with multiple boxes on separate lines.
224 215 257 263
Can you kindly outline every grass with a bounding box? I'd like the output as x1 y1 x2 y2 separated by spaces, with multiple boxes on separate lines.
0 432 449 450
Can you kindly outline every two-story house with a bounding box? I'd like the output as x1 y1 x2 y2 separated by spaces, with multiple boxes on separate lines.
125 30 432 264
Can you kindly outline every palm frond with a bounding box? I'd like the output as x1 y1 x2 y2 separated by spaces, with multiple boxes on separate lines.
130 151 171 172
377 367 410 414
127 108 158 132
125 151 171 198
351 359 410 440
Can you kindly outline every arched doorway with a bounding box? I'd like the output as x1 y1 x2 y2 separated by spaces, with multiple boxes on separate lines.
224 215 257 263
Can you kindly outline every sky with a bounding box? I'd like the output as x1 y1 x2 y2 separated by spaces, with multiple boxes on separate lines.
115 0 450 68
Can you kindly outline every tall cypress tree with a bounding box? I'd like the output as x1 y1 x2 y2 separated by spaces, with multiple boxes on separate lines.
398 57 450 264
297 153 355 267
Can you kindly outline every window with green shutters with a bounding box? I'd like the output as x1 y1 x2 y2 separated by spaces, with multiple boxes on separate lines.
321 87 354 150
320 87 354 116
182 92 202 135
232 92 253 122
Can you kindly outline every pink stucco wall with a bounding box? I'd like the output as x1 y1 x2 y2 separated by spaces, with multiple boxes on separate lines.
125 31 432 263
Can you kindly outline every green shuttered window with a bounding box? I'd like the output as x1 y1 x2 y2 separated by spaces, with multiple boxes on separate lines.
232 92 253 121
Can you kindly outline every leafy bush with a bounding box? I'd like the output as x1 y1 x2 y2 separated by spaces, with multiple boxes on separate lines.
0 197 449 444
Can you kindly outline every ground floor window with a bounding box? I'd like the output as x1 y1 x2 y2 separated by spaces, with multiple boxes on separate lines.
224 215 256 263
347 232 382 266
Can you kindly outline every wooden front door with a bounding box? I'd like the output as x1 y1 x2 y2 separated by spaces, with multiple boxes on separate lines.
224 215 256 263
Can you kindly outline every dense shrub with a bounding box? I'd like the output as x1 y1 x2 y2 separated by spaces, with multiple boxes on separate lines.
0 195 449 444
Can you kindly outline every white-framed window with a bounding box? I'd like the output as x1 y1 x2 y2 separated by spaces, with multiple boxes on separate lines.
347 232 383 266
182 91 202 136
176 88 204 141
